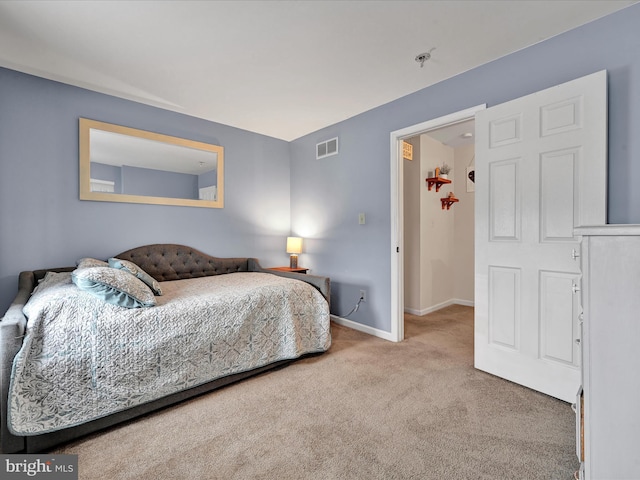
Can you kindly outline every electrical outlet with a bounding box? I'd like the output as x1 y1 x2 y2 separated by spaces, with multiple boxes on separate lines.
359 289 367 302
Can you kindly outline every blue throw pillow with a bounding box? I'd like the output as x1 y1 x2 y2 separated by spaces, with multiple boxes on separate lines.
72 267 156 308
108 258 163 296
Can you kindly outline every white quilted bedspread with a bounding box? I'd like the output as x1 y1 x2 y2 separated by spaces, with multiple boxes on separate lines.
9 272 331 435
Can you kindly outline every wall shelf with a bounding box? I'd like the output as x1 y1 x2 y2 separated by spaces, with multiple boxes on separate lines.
441 195 459 210
426 176 451 192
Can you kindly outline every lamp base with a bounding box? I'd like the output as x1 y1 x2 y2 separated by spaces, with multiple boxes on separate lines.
289 254 298 269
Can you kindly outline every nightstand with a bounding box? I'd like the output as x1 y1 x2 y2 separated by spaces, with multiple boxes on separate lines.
267 266 309 274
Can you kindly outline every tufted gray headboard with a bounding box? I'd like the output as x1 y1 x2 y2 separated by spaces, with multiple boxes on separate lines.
113 244 330 305
114 244 251 281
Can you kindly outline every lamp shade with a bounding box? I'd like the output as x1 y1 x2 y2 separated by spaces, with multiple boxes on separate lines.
286 237 303 254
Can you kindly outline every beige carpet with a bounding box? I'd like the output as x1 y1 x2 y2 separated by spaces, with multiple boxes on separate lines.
54 305 579 479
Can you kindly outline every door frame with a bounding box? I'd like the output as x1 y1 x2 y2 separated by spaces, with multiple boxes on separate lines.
389 104 486 342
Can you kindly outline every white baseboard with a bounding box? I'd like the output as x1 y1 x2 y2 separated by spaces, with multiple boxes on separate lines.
453 298 475 307
331 299 474 342
330 315 396 342
404 298 474 316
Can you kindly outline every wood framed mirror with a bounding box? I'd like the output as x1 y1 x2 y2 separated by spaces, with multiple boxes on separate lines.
79 118 224 208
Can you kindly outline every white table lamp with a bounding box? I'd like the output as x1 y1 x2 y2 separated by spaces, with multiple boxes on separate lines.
286 237 303 269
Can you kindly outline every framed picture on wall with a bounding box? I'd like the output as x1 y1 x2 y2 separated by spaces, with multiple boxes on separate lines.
466 166 475 192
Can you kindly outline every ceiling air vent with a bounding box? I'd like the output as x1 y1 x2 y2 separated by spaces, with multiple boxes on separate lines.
316 137 339 159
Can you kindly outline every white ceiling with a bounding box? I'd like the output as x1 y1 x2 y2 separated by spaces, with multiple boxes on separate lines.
0 0 636 141
424 119 476 149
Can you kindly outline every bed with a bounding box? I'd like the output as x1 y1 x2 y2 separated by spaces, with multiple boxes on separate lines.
0 244 331 453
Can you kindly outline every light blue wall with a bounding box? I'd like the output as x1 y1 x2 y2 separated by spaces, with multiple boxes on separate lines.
0 68 292 313
290 4 640 332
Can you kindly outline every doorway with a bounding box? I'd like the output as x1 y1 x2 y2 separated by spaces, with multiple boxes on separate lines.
403 122 475 316
389 105 486 342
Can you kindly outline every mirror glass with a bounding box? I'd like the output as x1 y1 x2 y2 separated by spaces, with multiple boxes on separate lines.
79 118 224 208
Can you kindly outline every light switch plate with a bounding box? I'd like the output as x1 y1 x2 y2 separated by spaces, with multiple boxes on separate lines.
358 213 366 225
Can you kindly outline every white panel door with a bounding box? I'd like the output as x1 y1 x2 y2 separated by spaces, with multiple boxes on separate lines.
475 71 607 402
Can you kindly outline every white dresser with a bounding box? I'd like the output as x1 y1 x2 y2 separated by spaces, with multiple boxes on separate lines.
575 225 640 479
